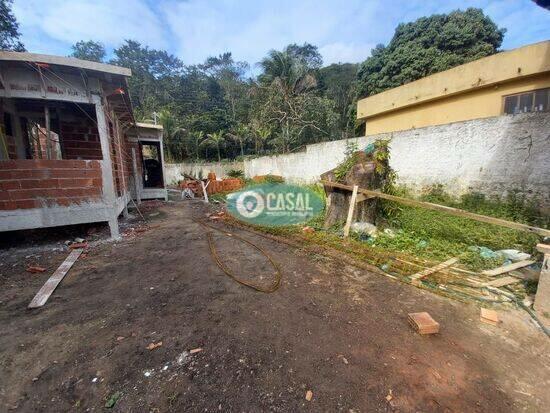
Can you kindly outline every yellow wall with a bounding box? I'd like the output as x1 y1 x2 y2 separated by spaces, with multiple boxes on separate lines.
356 40 550 135
364 74 550 135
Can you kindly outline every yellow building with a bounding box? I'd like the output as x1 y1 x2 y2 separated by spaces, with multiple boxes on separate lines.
357 41 550 136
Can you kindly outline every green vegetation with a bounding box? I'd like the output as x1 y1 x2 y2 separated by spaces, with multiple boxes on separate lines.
45 6 505 164
357 8 505 98
372 185 543 270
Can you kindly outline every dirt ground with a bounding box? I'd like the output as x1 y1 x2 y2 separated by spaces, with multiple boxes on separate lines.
1 200 549 412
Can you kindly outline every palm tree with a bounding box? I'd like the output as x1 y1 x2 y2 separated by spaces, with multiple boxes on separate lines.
157 109 185 161
254 126 271 154
202 130 225 162
258 49 317 96
186 130 204 161
227 124 249 158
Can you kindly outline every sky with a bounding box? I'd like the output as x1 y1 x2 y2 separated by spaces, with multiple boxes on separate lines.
12 0 550 68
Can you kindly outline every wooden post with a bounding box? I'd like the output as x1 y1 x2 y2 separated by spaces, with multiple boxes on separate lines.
114 117 129 218
535 244 550 316
343 185 358 238
201 180 209 203
131 147 141 205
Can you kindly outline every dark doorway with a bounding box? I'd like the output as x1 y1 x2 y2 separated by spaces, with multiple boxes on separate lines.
140 141 164 188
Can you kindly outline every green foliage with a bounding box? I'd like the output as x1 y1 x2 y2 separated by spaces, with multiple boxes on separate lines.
357 8 505 97
70 40 106 62
374 186 542 270
0 0 24 51
334 140 358 181
227 169 244 179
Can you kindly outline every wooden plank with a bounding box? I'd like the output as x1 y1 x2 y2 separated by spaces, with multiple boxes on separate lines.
320 180 550 237
482 260 535 277
410 257 459 284
536 243 550 254
28 249 83 309
484 276 522 288
343 185 358 238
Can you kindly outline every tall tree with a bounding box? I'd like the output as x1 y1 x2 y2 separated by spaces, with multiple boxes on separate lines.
70 40 106 62
319 63 358 138
110 40 183 119
0 0 24 51
202 131 226 162
357 8 506 97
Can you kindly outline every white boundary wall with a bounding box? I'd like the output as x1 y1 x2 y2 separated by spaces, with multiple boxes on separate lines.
167 113 550 205
165 161 243 184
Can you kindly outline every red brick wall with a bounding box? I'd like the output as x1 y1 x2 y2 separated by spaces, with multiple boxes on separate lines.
60 118 102 160
0 159 102 210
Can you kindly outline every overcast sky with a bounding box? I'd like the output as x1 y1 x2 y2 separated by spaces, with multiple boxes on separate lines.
13 0 550 67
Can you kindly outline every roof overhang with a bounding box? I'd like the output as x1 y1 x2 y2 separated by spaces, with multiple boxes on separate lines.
0 51 131 77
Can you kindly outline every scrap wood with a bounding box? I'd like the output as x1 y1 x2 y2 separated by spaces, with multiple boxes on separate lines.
480 308 499 326
410 257 459 284
483 276 522 288
482 260 535 277
28 249 83 309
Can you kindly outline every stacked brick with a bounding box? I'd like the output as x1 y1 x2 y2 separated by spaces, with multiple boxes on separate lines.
60 119 102 160
0 159 102 210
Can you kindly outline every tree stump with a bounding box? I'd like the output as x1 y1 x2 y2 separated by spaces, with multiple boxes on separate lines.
322 152 381 229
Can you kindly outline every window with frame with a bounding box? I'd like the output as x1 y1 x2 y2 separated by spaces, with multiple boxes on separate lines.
503 88 549 115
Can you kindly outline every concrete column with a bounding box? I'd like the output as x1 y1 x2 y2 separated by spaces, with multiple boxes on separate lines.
534 243 550 318
158 130 168 201
93 95 120 240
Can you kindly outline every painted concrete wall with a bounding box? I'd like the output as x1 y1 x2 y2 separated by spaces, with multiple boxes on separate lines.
364 74 550 135
245 112 550 205
357 41 550 135
165 161 244 184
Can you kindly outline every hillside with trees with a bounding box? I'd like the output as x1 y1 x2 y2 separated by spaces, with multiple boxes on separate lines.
0 2 506 162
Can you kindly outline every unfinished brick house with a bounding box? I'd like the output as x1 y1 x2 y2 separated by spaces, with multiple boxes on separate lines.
0 52 166 238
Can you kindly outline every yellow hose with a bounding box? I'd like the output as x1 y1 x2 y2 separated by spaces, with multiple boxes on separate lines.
196 219 282 293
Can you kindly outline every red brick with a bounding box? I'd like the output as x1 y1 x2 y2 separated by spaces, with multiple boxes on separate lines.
0 180 20 190
0 160 18 169
19 179 58 189
0 200 17 210
15 199 38 209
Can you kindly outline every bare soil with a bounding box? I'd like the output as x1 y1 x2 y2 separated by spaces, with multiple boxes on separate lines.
1 200 549 412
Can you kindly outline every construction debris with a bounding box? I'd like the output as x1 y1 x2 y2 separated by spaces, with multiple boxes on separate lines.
189 347 203 354
482 260 536 276
68 242 88 250
480 308 499 326
410 258 459 285
408 312 440 335
484 276 522 288
28 249 83 309
305 390 313 401
146 341 163 350
26 266 46 273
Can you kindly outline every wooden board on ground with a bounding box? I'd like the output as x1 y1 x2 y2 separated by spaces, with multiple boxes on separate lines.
28 249 83 309
410 257 459 285
482 260 535 277
484 276 522 288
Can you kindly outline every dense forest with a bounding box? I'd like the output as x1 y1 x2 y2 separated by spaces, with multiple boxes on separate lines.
1 1 506 163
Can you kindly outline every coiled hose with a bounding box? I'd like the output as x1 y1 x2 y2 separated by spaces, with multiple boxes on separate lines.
196 219 282 293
